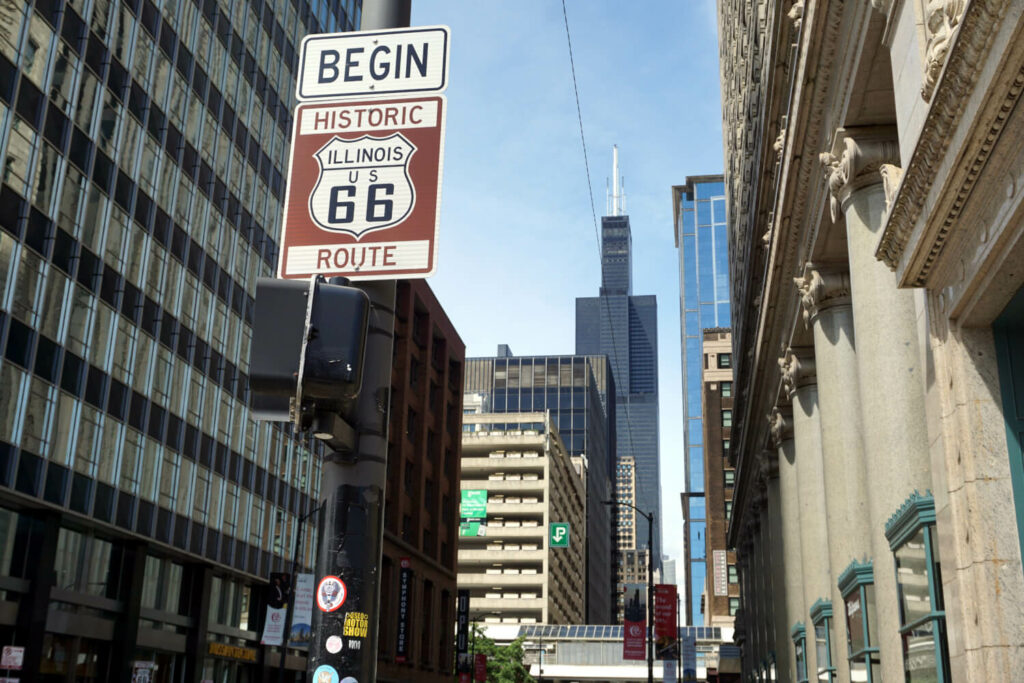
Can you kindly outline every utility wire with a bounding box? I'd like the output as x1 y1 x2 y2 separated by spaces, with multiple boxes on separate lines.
561 0 648 559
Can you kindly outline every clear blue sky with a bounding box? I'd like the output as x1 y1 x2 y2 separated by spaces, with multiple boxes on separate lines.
409 1 724 588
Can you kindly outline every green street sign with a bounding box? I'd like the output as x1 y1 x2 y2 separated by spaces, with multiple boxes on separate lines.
550 522 570 548
460 490 488 520
459 522 485 537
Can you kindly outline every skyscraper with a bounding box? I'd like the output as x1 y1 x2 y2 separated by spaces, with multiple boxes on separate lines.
0 0 363 677
671 175 729 626
463 350 615 624
576 152 662 587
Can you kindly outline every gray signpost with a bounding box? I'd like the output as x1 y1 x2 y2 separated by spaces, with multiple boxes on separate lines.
249 2 450 681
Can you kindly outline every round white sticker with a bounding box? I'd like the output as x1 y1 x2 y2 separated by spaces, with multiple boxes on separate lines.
317 575 347 612
325 635 343 654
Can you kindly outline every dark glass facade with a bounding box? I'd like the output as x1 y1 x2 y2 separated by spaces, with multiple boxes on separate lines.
0 0 360 678
673 175 729 626
463 352 616 624
576 214 661 572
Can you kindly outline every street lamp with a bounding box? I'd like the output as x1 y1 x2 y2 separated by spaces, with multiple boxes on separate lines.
604 499 655 683
278 503 323 683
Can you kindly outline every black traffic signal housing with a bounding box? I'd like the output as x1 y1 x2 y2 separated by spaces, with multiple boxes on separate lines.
249 277 370 428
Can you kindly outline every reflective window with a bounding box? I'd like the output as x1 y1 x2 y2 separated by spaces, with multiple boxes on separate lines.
887 495 951 683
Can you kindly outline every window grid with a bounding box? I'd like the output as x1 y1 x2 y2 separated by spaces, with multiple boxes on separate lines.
792 622 808 683
0 0 360 575
810 599 836 683
885 492 951 683
838 561 880 683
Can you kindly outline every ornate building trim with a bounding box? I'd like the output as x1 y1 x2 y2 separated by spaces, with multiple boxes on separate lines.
794 263 852 326
876 0 1016 280
778 347 816 398
768 406 794 449
922 0 968 102
820 129 900 223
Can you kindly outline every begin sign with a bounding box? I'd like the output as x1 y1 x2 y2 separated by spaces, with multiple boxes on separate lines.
298 26 449 101
278 95 446 280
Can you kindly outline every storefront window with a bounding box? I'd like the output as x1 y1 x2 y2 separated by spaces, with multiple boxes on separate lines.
810 599 836 682
792 622 808 683
885 492 951 683
838 560 880 683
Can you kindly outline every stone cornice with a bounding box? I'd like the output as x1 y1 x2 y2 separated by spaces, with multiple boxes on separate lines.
794 263 852 326
778 347 816 397
875 0 1015 280
724 0 846 553
820 128 900 222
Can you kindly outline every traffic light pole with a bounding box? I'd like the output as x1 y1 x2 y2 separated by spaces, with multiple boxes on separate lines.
307 279 396 681
300 4 412 681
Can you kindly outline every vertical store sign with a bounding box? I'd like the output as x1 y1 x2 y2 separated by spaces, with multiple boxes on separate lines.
474 653 488 682
713 549 728 597
261 572 290 646
278 26 450 281
455 589 471 674
395 557 413 662
622 584 646 660
653 584 679 660
289 573 315 647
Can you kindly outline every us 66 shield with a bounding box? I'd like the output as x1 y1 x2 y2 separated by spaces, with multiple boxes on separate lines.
277 95 446 281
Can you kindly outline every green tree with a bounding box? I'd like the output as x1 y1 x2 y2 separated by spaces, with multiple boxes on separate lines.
458 624 535 683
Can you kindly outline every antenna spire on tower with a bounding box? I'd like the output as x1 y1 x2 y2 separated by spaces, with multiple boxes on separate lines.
611 145 625 216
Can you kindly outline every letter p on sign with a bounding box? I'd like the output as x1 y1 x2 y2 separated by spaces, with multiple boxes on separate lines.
550 523 570 548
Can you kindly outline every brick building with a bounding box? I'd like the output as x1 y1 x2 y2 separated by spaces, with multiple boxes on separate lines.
376 279 464 683
700 329 737 627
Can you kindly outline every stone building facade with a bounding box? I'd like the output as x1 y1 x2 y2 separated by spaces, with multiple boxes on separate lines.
717 1 1024 681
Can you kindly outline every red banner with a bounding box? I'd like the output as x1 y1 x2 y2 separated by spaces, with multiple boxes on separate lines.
654 584 679 660
474 653 487 681
623 619 646 660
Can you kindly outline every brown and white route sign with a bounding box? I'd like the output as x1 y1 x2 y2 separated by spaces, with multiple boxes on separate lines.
277 95 446 280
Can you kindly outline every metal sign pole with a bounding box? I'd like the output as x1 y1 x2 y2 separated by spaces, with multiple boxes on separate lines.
307 280 396 681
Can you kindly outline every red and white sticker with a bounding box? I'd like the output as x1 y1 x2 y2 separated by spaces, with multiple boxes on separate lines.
317 575 347 612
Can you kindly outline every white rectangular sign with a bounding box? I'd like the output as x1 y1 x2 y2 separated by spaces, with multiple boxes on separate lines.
298 26 449 101
0 646 22 669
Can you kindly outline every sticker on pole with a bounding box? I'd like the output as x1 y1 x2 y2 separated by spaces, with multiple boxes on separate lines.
278 96 446 280
317 575 347 612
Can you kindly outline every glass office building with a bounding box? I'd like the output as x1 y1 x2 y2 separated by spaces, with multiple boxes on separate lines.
0 0 359 678
576 213 662 575
672 175 730 626
463 351 616 624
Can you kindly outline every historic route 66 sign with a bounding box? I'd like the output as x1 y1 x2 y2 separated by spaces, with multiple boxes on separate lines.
309 134 416 237
278 96 446 280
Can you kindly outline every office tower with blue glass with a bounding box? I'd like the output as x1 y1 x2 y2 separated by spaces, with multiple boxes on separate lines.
576 161 662 605
672 175 730 626
463 349 616 624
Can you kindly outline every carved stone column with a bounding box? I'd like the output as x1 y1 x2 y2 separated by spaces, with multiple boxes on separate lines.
794 263 871 683
779 346 828 678
757 450 788 680
823 127 932 682
769 407 800 682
